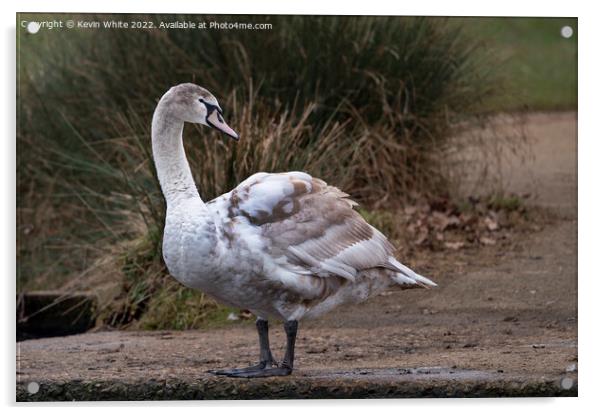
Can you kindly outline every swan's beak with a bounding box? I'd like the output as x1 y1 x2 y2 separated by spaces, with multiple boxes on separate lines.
207 111 239 141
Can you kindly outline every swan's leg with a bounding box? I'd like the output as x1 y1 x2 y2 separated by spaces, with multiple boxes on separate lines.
227 320 298 378
210 318 276 376
281 320 298 371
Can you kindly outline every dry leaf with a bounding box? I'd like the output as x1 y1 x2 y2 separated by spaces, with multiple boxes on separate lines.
484 216 499 231
414 227 429 246
239 310 253 319
447 215 461 227
444 241 465 250
479 236 496 245
404 206 417 215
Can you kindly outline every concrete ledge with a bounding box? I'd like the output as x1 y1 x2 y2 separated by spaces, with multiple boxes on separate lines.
17 367 577 401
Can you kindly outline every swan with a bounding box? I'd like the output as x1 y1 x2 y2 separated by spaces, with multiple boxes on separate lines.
151 83 436 378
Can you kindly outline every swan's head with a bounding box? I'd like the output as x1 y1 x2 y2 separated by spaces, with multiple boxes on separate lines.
161 83 239 140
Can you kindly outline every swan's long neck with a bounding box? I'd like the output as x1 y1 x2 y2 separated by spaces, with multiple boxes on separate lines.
152 97 222 282
151 101 203 209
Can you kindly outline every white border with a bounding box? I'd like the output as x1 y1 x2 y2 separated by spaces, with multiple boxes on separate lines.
5 0 583 17
7 0 582 16
3 1 600 414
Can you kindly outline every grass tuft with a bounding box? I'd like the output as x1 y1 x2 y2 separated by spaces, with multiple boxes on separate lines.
17 14 533 329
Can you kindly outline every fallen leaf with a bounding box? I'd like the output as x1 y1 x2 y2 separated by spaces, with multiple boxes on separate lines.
447 215 461 227
414 226 429 246
430 211 449 231
404 206 417 215
444 241 465 250
479 236 496 245
239 310 253 319
484 216 499 231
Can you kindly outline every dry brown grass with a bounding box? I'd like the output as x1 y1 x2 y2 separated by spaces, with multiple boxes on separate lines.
16 15 528 329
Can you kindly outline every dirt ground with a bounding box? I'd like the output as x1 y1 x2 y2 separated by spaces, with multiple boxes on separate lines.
16 112 578 400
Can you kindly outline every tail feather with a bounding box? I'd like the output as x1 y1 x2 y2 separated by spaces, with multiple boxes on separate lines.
387 257 437 288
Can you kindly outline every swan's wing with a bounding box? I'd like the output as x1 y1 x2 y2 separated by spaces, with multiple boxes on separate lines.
226 172 396 282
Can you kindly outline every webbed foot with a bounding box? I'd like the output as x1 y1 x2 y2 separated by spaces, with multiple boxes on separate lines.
225 365 292 378
208 361 275 376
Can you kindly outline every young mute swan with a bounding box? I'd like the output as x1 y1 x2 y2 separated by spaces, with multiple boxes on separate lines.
152 83 436 378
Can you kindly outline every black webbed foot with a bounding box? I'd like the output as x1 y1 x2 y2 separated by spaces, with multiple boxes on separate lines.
208 361 275 376
209 319 298 379
225 366 292 378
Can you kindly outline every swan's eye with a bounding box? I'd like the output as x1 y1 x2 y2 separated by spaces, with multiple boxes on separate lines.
199 98 223 116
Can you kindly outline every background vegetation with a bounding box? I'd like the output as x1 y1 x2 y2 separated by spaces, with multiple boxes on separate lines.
459 17 577 111
17 14 576 330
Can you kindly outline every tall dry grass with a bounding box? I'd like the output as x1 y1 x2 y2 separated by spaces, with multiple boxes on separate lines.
17 15 524 328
